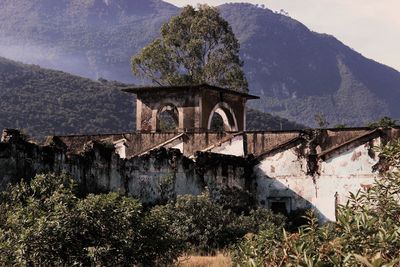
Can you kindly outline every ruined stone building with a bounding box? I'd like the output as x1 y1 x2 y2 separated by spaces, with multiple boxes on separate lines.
1 84 399 221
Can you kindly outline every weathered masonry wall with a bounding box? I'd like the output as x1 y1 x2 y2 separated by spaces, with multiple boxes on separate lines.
200 89 246 131
2 127 400 222
214 128 400 221
137 89 200 132
127 84 257 132
254 138 381 221
0 130 252 204
57 132 234 158
58 132 178 157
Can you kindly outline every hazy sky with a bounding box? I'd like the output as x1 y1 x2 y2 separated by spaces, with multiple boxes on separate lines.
165 0 400 71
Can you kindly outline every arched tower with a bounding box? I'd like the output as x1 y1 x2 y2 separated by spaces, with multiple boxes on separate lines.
122 84 259 132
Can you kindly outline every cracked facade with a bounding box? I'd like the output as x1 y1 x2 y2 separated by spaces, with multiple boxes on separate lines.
1 84 399 221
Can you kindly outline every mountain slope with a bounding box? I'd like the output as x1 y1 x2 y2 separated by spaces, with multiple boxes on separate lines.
0 56 301 138
0 56 135 137
219 3 400 126
0 0 399 126
0 0 178 81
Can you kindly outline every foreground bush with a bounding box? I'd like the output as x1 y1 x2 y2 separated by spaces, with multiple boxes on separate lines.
232 139 400 266
0 173 182 266
152 193 285 253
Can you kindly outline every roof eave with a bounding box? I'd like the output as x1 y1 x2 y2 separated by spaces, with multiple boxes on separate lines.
120 84 259 99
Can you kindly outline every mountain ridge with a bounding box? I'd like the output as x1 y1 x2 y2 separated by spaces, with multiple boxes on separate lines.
0 56 303 138
0 0 399 127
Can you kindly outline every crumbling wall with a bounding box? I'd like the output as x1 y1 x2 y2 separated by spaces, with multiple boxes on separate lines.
246 131 300 157
57 132 233 158
57 132 178 158
322 128 371 150
3 127 399 221
0 129 251 205
253 131 383 221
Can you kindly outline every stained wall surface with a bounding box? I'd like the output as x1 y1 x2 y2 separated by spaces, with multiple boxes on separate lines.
0 130 250 205
1 127 400 221
254 140 380 221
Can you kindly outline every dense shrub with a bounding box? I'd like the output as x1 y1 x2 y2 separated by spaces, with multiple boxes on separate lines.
152 193 285 253
0 173 182 266
232 139 400 266
152 193 233 253
226 208 286 241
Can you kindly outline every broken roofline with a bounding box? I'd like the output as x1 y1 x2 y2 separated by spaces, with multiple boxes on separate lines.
121 83 260 100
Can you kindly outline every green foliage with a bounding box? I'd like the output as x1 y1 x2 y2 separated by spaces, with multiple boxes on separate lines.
232 139 400 266
152 193 285 253
152 193 232 253
228 208 286 240
1 1 400 127
0 57 135 139
131 5 248 92
367 116 399 129
158 172 177 201
0 173 182 266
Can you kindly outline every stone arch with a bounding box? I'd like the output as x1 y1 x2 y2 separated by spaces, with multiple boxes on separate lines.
207 102 238 131
156 103 180 131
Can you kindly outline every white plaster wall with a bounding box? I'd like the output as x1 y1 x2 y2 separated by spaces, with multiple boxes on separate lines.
211 135 244 157
316 139 380 220
254 147 313 213
114 141 126 159
171 141 184 153
255 139 380 222
321 139 380 177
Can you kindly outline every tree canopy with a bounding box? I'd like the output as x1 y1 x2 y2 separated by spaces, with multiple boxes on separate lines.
366 116 399 129
0 173 182 266
131 5 248 92
232 138 400 266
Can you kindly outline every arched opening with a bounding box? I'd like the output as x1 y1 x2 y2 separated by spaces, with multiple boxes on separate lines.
157 104 179 131
207 102 238 132
209 112 225 132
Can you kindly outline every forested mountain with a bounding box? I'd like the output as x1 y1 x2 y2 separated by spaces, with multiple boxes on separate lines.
0 56 135 138
0 0 399 127
0 56 302 138
219 4 400 127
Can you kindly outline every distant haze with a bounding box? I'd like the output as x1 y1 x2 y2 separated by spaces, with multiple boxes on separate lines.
165 0 400 71
0 0 399 128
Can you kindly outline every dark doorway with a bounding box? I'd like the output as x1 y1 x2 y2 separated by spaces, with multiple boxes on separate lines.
270 201 288 216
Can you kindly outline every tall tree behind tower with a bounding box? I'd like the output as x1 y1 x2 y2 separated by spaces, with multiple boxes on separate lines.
131 5 248 92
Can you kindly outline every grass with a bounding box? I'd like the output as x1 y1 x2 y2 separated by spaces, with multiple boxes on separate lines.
177 253 232 267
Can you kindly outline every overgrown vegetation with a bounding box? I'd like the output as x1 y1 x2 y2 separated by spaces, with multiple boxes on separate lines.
367 116 399 129
232 139 400 266
152 193 285 253
1 139 400 265
0 174 284 266
0 173 183 266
